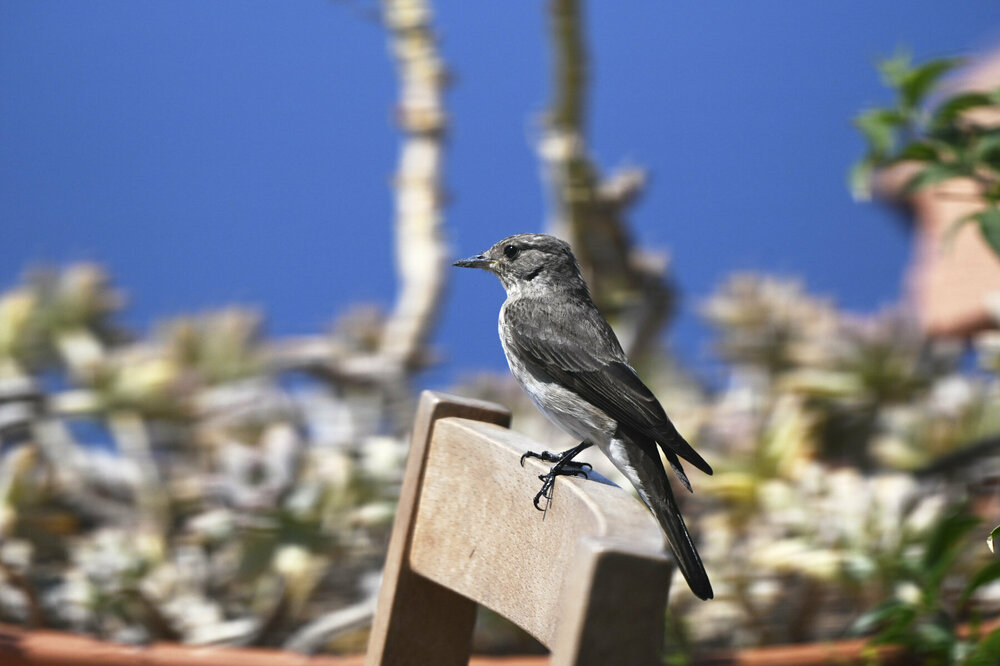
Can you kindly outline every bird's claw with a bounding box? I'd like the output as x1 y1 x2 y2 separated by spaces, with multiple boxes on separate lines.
529 463 591 512
532 487 549 511
521 441 593 512
520 450 561 466
532 474 559 511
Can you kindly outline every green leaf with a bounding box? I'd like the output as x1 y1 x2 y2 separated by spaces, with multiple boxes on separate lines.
878 50 914 89
931 91 998 129
962 560 1000 607
894 141 941 163
875 606 919 645
973 129 1000 165
914 620 956 654
903 163 968 194
850 159 875 201
900 57 965 109
850 599 908 636
989 524 1000 555
967 628 1000 665
977 208 1000 259
922 512 979 573
855 108 905 158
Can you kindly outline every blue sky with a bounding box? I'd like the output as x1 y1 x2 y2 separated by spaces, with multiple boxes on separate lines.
2 2 999 388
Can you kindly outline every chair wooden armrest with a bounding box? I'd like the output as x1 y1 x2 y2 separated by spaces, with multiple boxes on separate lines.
366 391 671 666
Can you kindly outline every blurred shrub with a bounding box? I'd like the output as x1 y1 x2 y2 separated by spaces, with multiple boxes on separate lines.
678 274 1000 650
0 265 403 651
461 272 1000 655
851 52 1000 259
3 264 1000 658
850 509 1000 664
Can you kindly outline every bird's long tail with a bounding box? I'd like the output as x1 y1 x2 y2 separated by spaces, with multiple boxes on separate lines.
611 434 713 600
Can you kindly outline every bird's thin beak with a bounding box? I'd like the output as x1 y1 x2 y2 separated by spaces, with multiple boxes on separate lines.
453 254 494 270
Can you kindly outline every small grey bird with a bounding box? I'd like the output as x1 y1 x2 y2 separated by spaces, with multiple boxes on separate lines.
454 233 713 600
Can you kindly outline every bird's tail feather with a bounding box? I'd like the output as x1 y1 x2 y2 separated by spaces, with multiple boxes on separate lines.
616 435 713 600
663 450 691 492
656 422 713 476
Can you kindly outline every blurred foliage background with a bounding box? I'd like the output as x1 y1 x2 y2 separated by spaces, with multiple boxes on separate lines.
3 0 1000 664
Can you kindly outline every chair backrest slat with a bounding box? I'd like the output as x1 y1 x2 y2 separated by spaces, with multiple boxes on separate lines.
365 391 671 666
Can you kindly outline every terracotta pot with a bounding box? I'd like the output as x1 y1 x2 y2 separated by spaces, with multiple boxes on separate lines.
0 624 550 666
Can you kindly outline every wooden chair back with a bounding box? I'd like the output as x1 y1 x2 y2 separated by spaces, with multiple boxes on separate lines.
365 391 671 666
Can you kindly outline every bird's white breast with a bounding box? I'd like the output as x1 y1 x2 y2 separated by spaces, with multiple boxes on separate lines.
498 298 616 445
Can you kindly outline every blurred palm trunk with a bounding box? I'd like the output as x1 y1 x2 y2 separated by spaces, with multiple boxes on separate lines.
539 0 675 364
266 0 449 433
379 0 449 375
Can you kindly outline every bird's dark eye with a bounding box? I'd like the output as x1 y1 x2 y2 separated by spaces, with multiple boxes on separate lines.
503 244 519 259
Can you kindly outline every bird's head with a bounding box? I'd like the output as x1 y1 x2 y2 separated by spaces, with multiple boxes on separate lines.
453 233 585 294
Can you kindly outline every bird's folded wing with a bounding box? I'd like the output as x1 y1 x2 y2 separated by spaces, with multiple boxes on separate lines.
503 299 712 476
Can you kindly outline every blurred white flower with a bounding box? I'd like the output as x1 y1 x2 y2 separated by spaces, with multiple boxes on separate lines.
306 448 355 492
928 375 975 417
163 593 224 639
0 539 32 570
905 494 947 534
895 581 922 605
187 508 236 542
753 538 842 580
360 436 407 482
273 544 311 580
350 501 396 528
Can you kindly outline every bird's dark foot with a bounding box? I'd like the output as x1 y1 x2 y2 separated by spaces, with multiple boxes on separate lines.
521 441 593 512
520 449 593 469
532 463 592 510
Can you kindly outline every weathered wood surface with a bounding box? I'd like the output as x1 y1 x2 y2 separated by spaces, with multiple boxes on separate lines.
365 391 511 666
366 391 670 666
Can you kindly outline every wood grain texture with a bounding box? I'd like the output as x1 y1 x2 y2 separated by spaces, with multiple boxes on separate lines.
366 390 672 665
550 544 670 666
365 391 511 666
409 418 666 650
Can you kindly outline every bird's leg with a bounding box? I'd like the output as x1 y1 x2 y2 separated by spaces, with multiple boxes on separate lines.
520 441 593 468
520 441 593 511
